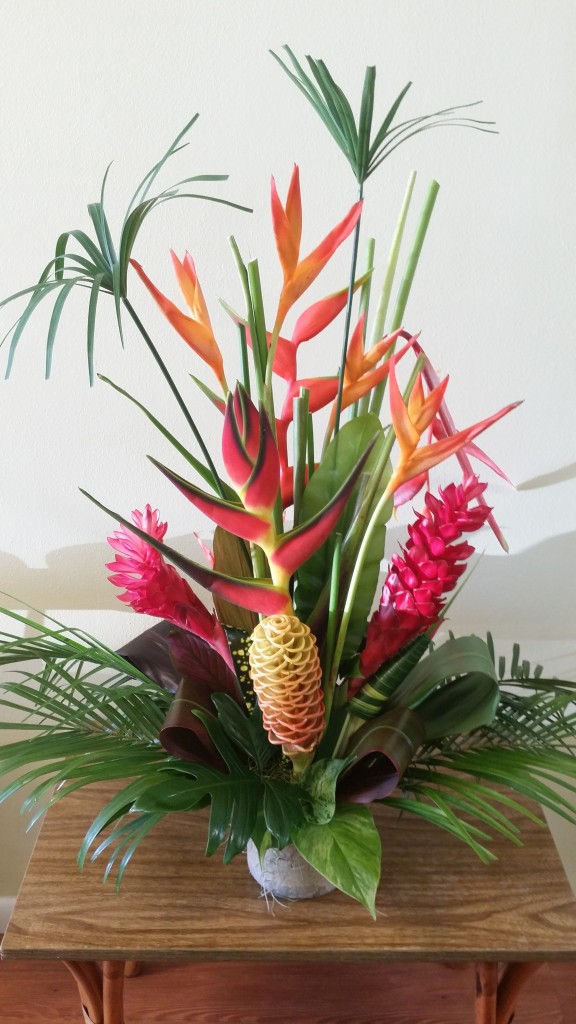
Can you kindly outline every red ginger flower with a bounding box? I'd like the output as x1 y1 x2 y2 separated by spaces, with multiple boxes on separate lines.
357 477 491 683
106 505 232 669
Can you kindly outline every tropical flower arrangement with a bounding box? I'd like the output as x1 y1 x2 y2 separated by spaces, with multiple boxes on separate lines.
1 48 576 916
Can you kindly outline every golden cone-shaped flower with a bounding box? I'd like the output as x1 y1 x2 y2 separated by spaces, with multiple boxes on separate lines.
249 614 324 755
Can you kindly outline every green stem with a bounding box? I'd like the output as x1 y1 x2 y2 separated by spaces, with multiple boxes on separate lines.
238 322 250 395
332 182 364 438
371 172 416 347
122 298 225 498
356 237 376 417
230 237 264 402
331 357 425 676
292 389 310 528
370 179 439 418
322 533 342 721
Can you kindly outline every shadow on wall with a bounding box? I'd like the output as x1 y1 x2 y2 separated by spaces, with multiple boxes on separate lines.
0 529 575 643
0 533 208 614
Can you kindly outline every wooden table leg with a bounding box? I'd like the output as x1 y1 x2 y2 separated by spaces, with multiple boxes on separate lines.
63 961 104 1024
476 962 499 1024
103 960 126 1024
496 962 543 1024
63 960 127 1024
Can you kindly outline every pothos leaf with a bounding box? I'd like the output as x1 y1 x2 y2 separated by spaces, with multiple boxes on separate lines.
293 803 381 916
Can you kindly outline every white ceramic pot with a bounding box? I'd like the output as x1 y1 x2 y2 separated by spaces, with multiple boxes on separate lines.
246 840 336 900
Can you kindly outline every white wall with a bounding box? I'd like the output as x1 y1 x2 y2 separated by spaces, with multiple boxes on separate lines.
0 0 575 903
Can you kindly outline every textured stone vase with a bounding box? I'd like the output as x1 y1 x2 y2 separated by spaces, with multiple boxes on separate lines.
246 840 336 900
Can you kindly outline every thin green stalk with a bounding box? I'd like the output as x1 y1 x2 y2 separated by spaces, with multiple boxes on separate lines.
247 258 269 379
371 172 417 346
332 183 364 438
292 389 310 527
249 542 268 587
229 237 264 401
322 533 342 721
122 299 225 498
307 411 315 479
368 170 416 415
355 237 376 417
330 356 425 675
333 710 359 759
238 322 250 395
370 179 440 418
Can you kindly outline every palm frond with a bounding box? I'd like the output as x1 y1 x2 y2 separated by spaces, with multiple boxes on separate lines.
1 117 250 382
271 46 496 185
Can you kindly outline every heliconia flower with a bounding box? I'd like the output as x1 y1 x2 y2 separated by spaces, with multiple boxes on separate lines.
249 614 325 756
386 358 521 499
130 254 227 391
280 376 339 423
106 505 232 669
222 384 280 515
324 320 414 437
271 165 363 333
357 476 492 682
225 274 369 383
290 274 371 346
412 338 513 551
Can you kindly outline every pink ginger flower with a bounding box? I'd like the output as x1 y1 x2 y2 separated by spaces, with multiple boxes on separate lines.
357 476 491 684
106 505 233 669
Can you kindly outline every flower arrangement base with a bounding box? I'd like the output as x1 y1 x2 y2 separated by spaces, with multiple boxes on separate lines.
246 840 336 901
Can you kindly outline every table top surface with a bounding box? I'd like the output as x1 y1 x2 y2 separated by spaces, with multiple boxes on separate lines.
3 781 576 963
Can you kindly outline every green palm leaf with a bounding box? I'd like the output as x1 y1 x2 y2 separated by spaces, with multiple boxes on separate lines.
1 116 249 381
272 45 496 184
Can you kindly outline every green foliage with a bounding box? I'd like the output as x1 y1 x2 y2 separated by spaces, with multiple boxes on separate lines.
297 414 391 659
271 46 496 185
294 804 381 916
387 659 576 861
302 757 354 824
1 118 249 383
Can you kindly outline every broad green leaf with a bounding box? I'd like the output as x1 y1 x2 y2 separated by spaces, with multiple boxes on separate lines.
263 779 306 846
296 415 388 647
418 672 500 739
340 707 426 802
388 635 496 709
294 803 381 916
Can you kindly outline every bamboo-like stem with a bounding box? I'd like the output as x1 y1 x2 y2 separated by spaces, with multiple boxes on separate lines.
322 533 342 721
292 389 310 528
122 299 225 498
370 172 416 347
306 410 315 478
238 322 250 395
229 237 265 401
330 357 425 677
370 179 440 418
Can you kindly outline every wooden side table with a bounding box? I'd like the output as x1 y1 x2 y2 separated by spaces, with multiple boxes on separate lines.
2 781 576 1024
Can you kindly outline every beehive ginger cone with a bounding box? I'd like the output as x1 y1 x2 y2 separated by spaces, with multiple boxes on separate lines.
249 614 325 755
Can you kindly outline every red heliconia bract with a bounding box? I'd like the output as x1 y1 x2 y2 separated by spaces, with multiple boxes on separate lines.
357 476 492 684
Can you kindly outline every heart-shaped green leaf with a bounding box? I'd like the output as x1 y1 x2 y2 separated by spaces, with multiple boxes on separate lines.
293 803 381 916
